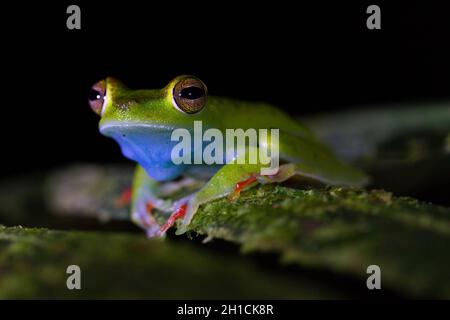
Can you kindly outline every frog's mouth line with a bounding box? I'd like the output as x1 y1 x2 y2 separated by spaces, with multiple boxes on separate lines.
99 121 178 135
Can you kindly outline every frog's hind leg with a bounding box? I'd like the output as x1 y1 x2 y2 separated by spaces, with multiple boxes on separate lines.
278 130 370 187
160 134 369 235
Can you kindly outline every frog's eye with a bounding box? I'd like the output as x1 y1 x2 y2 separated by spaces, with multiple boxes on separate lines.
172 76 208 114
88 80 106 115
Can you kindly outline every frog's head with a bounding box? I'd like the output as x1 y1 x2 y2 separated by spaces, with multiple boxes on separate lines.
89 75 215 181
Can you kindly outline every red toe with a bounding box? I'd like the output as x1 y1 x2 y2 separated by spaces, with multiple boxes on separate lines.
228 175 257 201
160 204 188 233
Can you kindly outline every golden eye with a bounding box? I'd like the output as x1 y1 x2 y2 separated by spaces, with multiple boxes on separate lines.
172 76 208 114
88 80 106 115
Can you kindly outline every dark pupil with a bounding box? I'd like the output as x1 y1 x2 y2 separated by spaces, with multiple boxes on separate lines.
89 89 103 101
179 86 204 100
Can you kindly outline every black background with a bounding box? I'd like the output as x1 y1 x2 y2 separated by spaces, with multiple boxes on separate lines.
2 1 449 178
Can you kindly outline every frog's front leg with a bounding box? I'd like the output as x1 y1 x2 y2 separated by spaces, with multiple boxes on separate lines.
130 165 169 237
130 165 203 237
161 161 296 235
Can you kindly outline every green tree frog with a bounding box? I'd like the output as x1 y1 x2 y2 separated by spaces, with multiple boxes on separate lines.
89 75 368 237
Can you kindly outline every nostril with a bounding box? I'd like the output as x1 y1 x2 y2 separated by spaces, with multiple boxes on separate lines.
88 80 106 115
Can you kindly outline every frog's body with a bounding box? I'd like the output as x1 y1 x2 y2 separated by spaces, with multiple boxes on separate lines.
89 75 368 237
